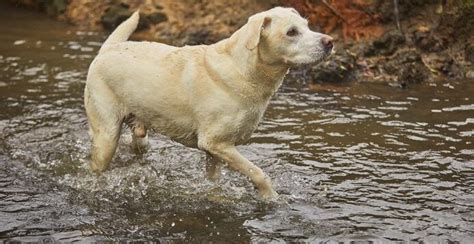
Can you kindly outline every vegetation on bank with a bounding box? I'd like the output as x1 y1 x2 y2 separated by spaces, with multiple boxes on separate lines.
8 0 474 87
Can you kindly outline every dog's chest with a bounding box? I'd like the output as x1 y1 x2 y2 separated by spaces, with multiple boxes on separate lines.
233 103 267 144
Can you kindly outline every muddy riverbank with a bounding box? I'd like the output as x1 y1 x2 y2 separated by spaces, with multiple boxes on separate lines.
8 0 474 87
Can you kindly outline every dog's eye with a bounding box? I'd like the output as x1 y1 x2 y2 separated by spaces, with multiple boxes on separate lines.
286 27 299 37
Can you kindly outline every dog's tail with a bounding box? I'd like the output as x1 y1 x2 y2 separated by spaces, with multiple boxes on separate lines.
99 10 139 54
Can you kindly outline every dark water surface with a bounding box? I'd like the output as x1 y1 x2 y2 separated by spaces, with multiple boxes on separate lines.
1 3 473 243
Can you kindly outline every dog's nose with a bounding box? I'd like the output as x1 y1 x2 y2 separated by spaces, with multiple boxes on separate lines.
321 35 334 50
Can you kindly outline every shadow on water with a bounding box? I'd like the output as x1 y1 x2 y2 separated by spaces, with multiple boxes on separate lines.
1 2 473 242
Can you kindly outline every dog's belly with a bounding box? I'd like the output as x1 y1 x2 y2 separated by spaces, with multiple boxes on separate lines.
132 111 199 148
134 102 263 148
152 119 198 147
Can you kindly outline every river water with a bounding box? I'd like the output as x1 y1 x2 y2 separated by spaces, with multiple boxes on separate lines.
1 3 473 243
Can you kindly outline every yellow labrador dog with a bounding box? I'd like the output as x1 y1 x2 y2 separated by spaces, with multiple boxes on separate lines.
84 7 333 199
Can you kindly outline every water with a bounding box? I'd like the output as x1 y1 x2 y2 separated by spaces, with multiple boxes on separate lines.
1 3 473 242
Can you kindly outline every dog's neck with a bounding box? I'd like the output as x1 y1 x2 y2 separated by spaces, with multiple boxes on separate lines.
214 37 289 99
254 48 289 82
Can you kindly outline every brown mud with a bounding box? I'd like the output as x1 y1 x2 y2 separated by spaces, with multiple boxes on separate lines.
8 0 473 88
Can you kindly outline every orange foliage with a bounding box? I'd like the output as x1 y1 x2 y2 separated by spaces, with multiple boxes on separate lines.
281 0 384 41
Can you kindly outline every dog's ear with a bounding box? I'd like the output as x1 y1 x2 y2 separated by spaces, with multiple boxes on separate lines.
245 16 272 50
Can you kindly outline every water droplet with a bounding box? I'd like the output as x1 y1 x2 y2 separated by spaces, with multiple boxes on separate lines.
171 222 175 227
13 40 26 45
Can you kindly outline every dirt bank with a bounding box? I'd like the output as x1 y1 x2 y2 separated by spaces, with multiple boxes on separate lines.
8 0 474 87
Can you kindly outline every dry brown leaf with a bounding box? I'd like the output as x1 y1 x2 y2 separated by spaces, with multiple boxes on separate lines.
281 0 384 42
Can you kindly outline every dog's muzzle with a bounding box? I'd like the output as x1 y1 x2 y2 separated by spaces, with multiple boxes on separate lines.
321 35 334 54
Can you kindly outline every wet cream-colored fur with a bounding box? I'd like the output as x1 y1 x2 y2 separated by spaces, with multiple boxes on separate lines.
84 7 333 200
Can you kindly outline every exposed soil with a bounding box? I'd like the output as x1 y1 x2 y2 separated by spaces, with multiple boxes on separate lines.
7 0 474 87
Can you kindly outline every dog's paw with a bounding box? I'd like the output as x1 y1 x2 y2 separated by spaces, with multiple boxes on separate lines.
259 188 279 201
90 161 108 174
206 171 221 182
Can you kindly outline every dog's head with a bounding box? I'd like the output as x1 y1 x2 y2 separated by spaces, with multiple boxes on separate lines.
241 7 333 66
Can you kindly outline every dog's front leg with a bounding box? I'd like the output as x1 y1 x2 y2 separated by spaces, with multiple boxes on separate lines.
200 142 278 200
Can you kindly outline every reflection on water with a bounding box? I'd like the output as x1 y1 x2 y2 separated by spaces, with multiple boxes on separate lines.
1 3 473 242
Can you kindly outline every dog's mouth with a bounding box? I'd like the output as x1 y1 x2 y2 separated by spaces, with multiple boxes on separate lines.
286 48 334 66
323 43 335 57
312 48 332 64
323 48 333 60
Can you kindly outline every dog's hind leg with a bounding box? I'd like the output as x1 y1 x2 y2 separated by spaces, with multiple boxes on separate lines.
124 114 149 153
85 83 123 173
131 121 149 153
205 153 222 182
